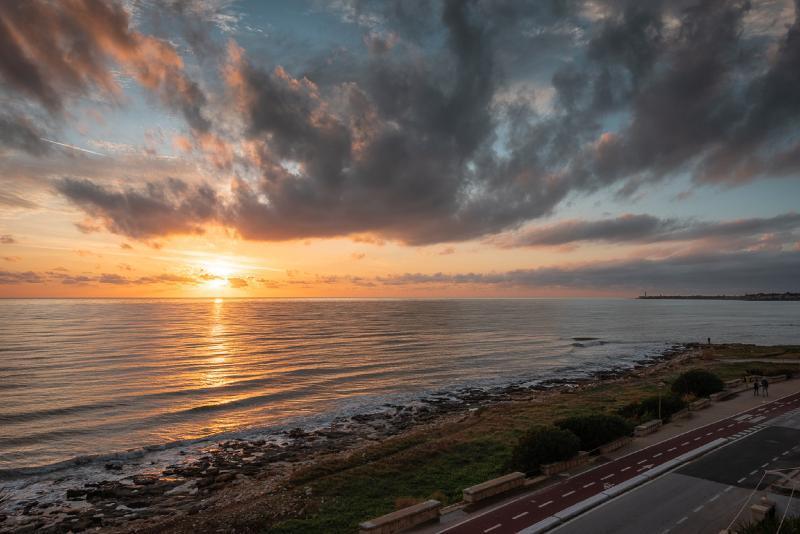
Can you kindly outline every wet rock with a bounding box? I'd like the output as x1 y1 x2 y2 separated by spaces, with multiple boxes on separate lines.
105 461 123 471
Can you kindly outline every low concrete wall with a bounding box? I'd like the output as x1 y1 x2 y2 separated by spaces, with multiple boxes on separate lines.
724 378 743 388
463 472 525 504
599 436 632 454
689 398 711 411
541 452 591 476
710 390 735 402
671 408 690 421
768 374 788 383
634 419 662 437
359 500 441 534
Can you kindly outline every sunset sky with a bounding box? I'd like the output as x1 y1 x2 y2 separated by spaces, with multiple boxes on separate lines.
1 0 800 297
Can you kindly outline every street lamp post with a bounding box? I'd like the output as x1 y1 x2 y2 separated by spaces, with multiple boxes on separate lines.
658 381 666 421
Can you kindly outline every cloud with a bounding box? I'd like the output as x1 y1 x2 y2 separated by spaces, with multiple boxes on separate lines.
13 0 800 247
0 235 16 244
56 177 218 239
0 271 43 284
228 277 248 288
372 250 800 294
495 212 800 247
0 0 209 128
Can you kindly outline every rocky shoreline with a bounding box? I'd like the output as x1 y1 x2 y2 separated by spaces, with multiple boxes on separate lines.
0 343 692 534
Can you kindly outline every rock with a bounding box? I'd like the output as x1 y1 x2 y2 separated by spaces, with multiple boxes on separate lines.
67 489 86 501
105 461 123 471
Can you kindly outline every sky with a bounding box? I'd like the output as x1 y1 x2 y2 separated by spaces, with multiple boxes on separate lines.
1 0 799 298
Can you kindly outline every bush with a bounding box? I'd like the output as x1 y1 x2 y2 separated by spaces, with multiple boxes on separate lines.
617 393 687 423
510 425 580 475
554 414 633 451
671 369 724 398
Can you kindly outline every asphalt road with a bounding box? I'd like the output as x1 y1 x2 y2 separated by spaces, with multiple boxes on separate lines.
438 391 800 534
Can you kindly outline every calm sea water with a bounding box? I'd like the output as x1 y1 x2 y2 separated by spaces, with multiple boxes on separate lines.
1 298 799 472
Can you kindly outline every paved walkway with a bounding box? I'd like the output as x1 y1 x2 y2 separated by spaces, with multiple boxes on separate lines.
430 378 800 534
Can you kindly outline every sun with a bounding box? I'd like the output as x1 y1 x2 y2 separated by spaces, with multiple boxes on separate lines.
200 259 236 290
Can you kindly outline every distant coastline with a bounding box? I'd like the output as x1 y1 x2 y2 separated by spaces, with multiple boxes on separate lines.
638 292 800 301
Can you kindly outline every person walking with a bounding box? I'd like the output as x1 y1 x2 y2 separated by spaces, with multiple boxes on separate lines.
754 380 760 396
762 378 769 397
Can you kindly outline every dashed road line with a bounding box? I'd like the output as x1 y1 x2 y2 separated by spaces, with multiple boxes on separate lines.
512 512 529 520
583 482 595 489
738 477 747 483
653 452 663 458
708 494 720 503
667 447 676 452
724 486 734 493
484 523 502 533
637 459 648 465
562 490 575 498
601 474 614 481
621 466 631 472
539 500 553 508
693 505 704 513
677 516 688 525
681 441 690 446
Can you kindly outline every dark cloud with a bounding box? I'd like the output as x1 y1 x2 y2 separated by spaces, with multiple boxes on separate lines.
0 114 47 155
0 271 43 284
1 269 206 286
20 0 800 246
55 177 218 239
497 212 800 247
373 250 800 294
0 0 209 129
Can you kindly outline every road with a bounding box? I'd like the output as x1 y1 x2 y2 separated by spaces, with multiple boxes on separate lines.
437 390 800 534
554 424 800 533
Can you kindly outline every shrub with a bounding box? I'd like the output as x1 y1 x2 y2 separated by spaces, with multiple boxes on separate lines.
510 425 580 475
554 414 633 451
671 369 724 398
617 394 687 423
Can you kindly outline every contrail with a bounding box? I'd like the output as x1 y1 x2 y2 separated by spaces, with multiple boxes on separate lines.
39 138 106 157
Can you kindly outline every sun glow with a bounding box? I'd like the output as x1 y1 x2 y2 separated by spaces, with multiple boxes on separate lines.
200 259 237 291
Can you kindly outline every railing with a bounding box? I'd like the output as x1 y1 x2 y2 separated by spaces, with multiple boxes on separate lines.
634 419 663 436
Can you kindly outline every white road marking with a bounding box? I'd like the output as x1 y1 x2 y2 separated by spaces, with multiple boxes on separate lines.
773 456 780 461
667 447 676 452
485 524 502 533
637 460 648 465
727 424 735 428
738 477 747 483
693 505 704 513
621 466 631 472
708 494 720 503
677 516 688 525
562 490 575 498
601 474 614 480
761 463 769 468
653 452 663 458
750 470 757 475
539 500 553 508
694 437 702 441
705 432 713 436
583 482 595 488
724 486 734 493
681 441 690 446
513 512 529 520
783 451 791 456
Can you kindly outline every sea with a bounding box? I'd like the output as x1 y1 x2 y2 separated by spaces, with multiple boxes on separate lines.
1 298 799 478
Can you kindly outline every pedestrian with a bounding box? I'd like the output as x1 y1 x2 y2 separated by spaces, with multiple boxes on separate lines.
708 337 711 345
762 378 769 397
754 380 760 396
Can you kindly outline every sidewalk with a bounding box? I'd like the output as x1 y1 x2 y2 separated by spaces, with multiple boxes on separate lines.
414 377 800 533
